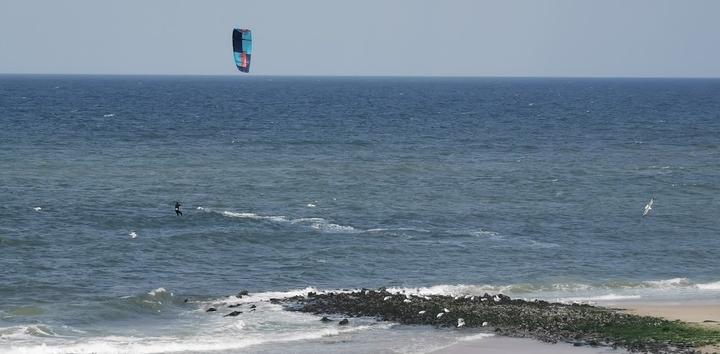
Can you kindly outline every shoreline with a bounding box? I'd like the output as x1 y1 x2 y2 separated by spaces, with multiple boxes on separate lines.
276 290 720 354
431 299 720 354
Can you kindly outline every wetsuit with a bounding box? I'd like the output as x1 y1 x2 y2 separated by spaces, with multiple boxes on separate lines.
175 202 182 216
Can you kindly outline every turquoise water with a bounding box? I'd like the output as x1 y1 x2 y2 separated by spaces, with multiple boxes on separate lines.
1 75 718 353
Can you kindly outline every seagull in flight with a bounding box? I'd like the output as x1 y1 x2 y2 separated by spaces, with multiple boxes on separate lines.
643 198 654 216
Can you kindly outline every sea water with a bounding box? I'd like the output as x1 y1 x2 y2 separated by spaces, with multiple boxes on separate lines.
1 75 719 353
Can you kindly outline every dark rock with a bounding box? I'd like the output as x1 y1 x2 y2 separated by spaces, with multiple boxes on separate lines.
224 311 243 317
250 304 256 309
338 318 349 325
238 290 249 296
206 308 217 312
228 304 241 308
321 316 332 322
184 298 188 303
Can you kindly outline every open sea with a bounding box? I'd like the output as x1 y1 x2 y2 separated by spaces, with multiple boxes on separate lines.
1 75 719 353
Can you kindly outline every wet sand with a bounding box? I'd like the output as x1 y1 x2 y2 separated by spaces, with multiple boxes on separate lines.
430 335 625 354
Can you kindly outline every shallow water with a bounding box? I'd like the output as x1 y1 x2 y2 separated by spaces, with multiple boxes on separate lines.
1 75 718 353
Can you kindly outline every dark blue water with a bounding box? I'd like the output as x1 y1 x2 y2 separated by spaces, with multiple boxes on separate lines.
1 75 719 352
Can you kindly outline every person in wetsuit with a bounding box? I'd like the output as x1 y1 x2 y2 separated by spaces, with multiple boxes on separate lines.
175 201 182 216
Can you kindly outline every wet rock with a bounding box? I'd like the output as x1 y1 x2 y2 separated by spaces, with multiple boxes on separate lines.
224 311 242 317
228 304 241 308
238 290 249 296
206 308 217 312
274 288 711 354
250 304 256 309
321 316 332 322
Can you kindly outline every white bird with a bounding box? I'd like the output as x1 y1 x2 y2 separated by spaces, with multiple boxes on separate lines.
457 318 465 328
482 321 489 327
443 308 450 313
403 299 411 303
436 313 444 318
33 207 42 211
643 198 654 216
418 310 426 314
129 231 137 239
383 296 392 301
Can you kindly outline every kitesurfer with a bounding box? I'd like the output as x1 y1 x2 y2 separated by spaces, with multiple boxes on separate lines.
175 201 183 216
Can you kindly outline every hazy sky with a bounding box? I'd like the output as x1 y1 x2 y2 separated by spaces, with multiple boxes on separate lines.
1 0 719 77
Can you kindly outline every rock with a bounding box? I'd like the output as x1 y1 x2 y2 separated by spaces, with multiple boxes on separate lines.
250 304 256 309
338 318 349 325
321 316 332 322
238 290 249 296
228 304 241 308
206 308 217 312
184 298 188 303
224 311 242 317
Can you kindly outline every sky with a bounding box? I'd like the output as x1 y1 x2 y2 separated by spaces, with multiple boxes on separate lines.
0 0 719 77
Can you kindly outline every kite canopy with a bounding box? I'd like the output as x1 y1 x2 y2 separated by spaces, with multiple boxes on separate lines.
232 29 252 73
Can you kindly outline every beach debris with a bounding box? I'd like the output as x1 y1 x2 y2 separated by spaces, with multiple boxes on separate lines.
643 198 654 216
493 295 501 302
418 310 426 314
338 318 349 325
383 296 392 301
436 312 444 318
443 308 450 313
482 321 488 327
403 299 412 303
457 318 465 328
224 311 242 317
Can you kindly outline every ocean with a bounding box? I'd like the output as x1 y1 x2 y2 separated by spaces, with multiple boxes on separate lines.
1 75 719 353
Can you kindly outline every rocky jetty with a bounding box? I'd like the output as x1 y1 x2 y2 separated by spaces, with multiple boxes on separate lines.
275 289 720 354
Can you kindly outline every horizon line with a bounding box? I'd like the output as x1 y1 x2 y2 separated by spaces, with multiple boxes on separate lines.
2 72 720 80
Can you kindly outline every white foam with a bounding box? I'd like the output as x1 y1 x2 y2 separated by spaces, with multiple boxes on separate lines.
199 206 361 233
458 333 495 342
33 207 42 211
556 294 643 304
147 288 169 297
696 281 720 290
103 113 115 118
642 278 691 289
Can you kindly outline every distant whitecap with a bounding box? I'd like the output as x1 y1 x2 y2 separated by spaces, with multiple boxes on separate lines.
33 207 42 211
129 231 137 239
